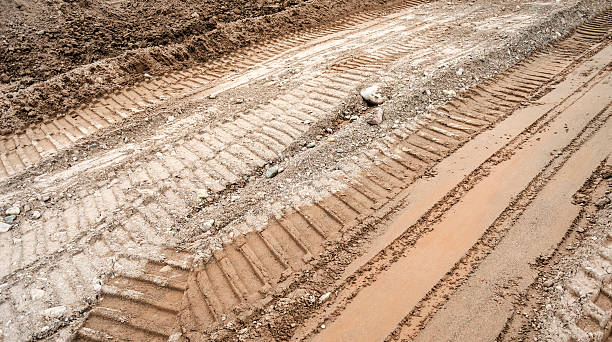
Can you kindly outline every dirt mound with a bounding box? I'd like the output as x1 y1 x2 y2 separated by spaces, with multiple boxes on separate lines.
0 0 391 135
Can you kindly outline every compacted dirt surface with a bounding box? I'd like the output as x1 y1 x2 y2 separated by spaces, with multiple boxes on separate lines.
0 0 612 341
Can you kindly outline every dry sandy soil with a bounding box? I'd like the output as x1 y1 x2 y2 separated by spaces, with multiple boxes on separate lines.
0 0 611 341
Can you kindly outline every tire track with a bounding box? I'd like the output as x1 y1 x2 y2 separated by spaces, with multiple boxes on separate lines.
69 14 612 341
0 0 431 180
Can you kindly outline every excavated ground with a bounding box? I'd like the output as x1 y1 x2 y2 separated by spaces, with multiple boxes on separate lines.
0 0 611 341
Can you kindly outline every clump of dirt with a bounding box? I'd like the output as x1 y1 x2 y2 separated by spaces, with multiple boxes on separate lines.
0 0 394 135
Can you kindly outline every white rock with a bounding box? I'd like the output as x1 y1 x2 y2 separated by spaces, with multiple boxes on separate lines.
31 289 46 300
168 332 183 342
201 219 215 232
6 206 20 215
443 89 457 97
167 115 175 123
366 108 384 125
360 85 385 105
32 210 42 220
456 68 464 76
0 222 11 233
160 265 173 273
93 278 102 292
319 292 331 303
41 306 66 318
197 189 209 199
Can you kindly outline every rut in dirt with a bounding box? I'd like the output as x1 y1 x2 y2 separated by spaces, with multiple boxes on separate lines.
69 11 612 342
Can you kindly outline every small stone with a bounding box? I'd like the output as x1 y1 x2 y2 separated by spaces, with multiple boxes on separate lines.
41 306 66 318
235 98 244 104
0 222 12 233
425 89 431 96
42 195 51 202
360 85 386 105
31 289 46 300
6 206 20 215
320 324 326 329
144 73 152 78
319 292 331 303
201 219 215 232
197 189 209 199
191 12 199 18
167 115 175 123
5 215 16 223
209 93 217 99
336 148 344 153
160 265 173 273
168 332 183 342
266 166 279 178
443 89 457 97
307 142 316 148
543 279 554 287
328 137 336 142
349 115 359 122
277 167 285 174
456 68 464 76
366 108 384 126
93 280 102 292
595 196 610 208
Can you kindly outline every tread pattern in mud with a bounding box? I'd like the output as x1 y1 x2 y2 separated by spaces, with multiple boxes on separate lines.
0 0 430 180
67 12 612 341
547 232 612 342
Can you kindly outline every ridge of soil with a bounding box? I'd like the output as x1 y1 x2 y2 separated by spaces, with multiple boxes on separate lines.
0 0 397 135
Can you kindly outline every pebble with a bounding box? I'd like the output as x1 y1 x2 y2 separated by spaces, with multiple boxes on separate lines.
6 206 20 215
443 89 457 97
144 73 152 78
41 306 66 318
93 281 102 292
5 215 16 223
360 85 386 105
336 148 344 153
197 189 209 199
319 292 331 303
160 265 173 273
0 222 11 233
307 142 316 148
168 332 182 342
167 115 175 123
208 93 217 99
191 11 199 18
266 166 279 178
366 108 384 125
31 288 46 300
235 98 244 104
456 68 464 76
543 279 554 287
201 219 215 232
349 115 359 122
328 137 336 142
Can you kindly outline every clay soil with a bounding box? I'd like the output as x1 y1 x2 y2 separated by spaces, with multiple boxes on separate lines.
0 0 395 135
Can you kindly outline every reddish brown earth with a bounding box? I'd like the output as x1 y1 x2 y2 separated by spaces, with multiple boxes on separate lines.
0 0 611 342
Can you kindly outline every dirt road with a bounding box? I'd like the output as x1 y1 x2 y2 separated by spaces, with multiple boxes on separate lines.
0 0 611 341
